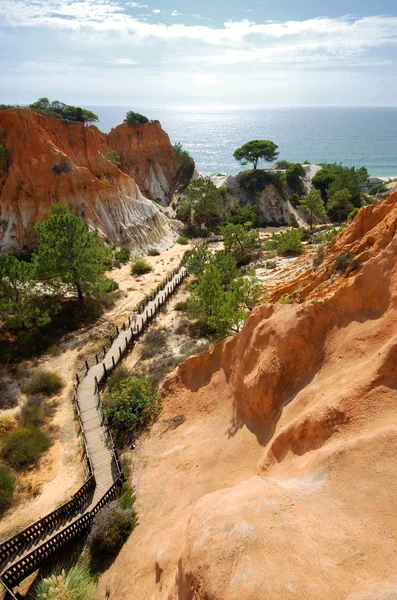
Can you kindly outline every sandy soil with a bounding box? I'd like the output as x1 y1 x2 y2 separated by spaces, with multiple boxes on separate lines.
0 243 190 541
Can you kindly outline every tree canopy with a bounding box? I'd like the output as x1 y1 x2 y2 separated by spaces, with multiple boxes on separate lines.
233 140 279 170
185 178 222 227
174 142 194 169
33 203 111 302
312 163 368 207
327 188 354 222
29 98 98 123
125 111 149 126
298 190 326 230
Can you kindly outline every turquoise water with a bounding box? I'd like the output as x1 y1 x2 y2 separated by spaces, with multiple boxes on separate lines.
87 106 397 178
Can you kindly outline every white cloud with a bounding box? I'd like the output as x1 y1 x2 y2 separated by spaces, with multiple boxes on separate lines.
126 2 148 7
109 58 138 65
171 10 181 17
152 9 161 14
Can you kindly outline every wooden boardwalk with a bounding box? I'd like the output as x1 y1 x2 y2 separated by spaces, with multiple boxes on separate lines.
0 265 187 596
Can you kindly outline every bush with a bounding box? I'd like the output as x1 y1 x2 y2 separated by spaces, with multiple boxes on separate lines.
97 277 119 294
114 248 130 263
334 251 354 273
174 301 188 312
176 235 189 245
278 296 294 304
20 397 53 428
313 227 340 244
142 329 167 358
0 416 17 434
107 365 129 392
2 427 51 468
348 207 360 221
105 376 161 436
313 246 324 270
119 487 135 510
0 466 15 515
34 565 95 600
369 183 387 195
104 149 121 167
289 193 301 207
277 230 303 256
174 142 194 169
238 169 286 193
21 369 65 397
88 502 136 563
130 259 152 276
125 111 149 125
274 160 292 170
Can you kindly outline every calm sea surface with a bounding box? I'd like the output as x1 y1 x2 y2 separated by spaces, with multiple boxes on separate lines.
86 106 397 178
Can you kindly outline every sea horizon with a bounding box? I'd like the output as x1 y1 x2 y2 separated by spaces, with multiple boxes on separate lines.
85 105 397 180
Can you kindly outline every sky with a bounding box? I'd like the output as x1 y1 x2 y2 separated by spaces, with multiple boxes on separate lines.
1 0 397 107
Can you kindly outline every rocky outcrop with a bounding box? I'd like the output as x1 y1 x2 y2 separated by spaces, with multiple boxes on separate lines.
0 109 184 254
98 193 397 600
211 173 292 225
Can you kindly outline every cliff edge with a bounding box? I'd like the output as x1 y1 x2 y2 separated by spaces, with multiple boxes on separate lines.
0 109 183 254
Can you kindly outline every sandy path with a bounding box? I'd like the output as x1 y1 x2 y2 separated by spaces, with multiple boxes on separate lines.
0 243 189 542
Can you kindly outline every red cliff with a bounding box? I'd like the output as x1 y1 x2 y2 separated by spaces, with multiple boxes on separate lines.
0 109 183 254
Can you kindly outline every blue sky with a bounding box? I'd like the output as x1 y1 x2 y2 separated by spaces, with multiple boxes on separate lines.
1 0 397 107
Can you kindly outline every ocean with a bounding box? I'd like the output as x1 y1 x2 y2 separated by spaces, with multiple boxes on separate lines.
86 106 397 179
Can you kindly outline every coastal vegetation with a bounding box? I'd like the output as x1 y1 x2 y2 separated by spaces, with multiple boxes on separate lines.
34 565 95 600
130 258 152 276
104 149 121 167
125 110 149 125
29 98 98 123
0 466 15 515
312 163 368 207
297 190 326 230
20 369 65 397
233 140 279 170
174 142 195 169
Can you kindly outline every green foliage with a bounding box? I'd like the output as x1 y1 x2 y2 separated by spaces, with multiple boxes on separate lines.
274 160 292 169
176 201 192 223
327 188 354 222
176 236 189 245
0 466 15 515
105 376 161 435
289 193 301 207
107 365 129 393
313 228 340 244
369 183 387 195
348 207 360 221
183 244 211 277
34 565 95 600
125 111 149 125
312 163 368 207
225 203 259 227
303 160 311 165
0 143 9 161
33 203 111 303
211 250 238 286
2 427 51 469
230 276 262 311
278 296 294 304
174 301 188 312
88 503 136 566
221 223 260 266
104 149 121 167
233 140 279 170
174 142 194 169
96 277 119 294
238 169 286 193
286 163 306 181
185 179 221 228
21 369 65 397
119 487 135 510
0 254 56 329
114 247 130 263
130 258 152 276
334 251 354 273
29 98 98 123
297 189 326 230
276 229 303 256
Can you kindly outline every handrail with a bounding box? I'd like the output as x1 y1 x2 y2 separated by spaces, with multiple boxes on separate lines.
0 248 195 590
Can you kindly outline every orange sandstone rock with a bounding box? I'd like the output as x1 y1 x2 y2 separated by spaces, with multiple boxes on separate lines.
0 109 182 254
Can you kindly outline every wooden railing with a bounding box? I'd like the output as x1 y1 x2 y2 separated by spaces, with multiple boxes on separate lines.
0 249 192 593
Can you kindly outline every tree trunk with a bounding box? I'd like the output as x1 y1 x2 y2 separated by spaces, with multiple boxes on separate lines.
76 282 84 303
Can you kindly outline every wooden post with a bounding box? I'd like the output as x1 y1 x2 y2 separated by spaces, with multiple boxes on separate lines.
128 316 131 327
112 356 116 369
95 354 99 364
103 363 107 376
116 326 119 336
94 376 98 394
76 373 80 385
119 347 122 360
85 359 89 372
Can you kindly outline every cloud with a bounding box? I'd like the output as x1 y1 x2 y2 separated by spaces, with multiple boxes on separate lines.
125 2 148 7
171 10 181 17
152 9 161 14
108 58 138 65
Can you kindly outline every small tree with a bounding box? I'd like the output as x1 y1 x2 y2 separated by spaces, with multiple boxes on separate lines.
125 111 149 126
33 203 111 303
174 143 194 169
233 140 279 170
183 244 211 278
185 179 221 228
221 223 260 266
298 190 326 230
176 201 192 223
327 188 354 222
231 276 262 311
104 149 121 167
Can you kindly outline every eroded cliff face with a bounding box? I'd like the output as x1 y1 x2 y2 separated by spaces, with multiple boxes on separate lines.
0 109 182 254
98 194 397 600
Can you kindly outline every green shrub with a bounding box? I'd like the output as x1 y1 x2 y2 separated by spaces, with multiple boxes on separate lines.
88 502 136 563
313 228 340 244
119 487 135 510
0 143 9 161
348 207 360 221
0 466 15 515
34 565 95 600
278 296 294 304
105 376 161 435
174 301 188 312
277 230 303 256
114 248 130 263
369 183 387 195
125 111 149 125
334 251 354 273
238 169 286 193
313 246 325 270
20 397 53 428
107 365 129 393
104 149 121 167
2 427 51 468
177 236 189 245
21 369 65 397
289 193 301 207
97 277 119 294
174 142 194 169
130 259 152 276
303 160 311 165
274 160 292 169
